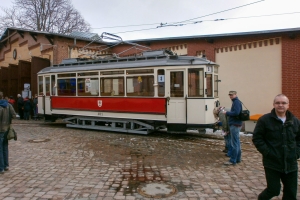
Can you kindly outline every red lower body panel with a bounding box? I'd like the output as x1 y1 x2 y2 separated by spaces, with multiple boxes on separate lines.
51 97 166 114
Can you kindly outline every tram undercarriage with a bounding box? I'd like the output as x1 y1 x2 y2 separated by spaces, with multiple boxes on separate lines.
45 114 214 135
46 114 215 135
62 116 164 135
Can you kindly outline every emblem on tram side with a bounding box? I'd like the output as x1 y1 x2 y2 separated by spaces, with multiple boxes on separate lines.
98 100 102 107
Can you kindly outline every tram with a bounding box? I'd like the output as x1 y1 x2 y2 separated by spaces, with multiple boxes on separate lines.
37 49 220 134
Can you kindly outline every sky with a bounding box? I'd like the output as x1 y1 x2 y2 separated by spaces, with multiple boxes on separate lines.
1 0 300 41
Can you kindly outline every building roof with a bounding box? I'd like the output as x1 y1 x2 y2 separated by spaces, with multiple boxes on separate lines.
125 27 300 43
0 27 108 44
69 31 101 41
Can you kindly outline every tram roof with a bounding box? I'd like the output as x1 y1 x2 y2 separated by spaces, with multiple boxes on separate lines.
38 50 217 74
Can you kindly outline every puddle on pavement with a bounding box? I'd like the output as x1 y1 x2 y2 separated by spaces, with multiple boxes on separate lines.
78 130 254 196
28 138 51 143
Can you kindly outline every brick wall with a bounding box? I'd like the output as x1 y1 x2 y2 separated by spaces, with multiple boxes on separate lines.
54 38 107 65
282 34 300 117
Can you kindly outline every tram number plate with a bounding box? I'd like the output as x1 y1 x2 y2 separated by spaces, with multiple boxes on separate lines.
98 112 103 116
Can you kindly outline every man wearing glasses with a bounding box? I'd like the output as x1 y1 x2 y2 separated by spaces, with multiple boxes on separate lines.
253 94 300 200
223 91 242 166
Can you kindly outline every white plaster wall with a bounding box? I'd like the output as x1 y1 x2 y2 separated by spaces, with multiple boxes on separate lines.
216 40 281 115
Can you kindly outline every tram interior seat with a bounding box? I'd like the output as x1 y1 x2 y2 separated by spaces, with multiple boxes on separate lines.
171 91 183 97
58 89 76 96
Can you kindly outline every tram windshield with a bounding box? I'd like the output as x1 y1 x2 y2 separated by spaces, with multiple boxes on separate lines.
170 71 184 97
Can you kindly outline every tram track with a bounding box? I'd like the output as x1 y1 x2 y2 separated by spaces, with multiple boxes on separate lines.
11 121 68 127
11 120 256 152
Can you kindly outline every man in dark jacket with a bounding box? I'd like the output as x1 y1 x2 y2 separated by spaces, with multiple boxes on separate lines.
23 96 31 120
253 94 300 200
223 91 242 165
17 94 24 120
33 94 38 119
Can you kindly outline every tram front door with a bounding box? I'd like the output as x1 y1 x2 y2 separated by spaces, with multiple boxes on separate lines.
44 76 52 115
43 75 56 116
166 70 186 132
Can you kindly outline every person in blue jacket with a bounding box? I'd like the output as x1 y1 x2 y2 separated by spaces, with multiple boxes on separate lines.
223 91 242 165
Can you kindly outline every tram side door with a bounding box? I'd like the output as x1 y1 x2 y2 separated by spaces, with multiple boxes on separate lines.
44 76 52 115
166 70 186 127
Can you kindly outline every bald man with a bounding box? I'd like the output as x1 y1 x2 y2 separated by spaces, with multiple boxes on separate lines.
253 94 300 200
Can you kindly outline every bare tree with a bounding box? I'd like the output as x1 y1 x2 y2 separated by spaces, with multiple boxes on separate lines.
0 0 90 34
0 8 21 29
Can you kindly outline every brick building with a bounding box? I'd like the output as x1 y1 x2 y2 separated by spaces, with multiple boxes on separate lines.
0 27 110 100
111 28 300 117
1 27 300 117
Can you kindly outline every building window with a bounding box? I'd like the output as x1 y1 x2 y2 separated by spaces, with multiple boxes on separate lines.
13 49 17 60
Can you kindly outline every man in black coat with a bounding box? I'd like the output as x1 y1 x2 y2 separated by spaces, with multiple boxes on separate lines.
253 94 300 200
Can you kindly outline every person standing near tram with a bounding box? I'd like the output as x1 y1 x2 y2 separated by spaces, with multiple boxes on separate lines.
23 96 31 120
8 96 15 106
252 94 300 200
17 94 24 120
223 91 242 166
33 94 38 119
0 93 17 173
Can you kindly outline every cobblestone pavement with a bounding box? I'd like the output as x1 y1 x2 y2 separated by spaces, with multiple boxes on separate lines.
1 120 299 200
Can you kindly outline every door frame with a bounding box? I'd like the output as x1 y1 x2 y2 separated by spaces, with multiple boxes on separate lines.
165 69 186 126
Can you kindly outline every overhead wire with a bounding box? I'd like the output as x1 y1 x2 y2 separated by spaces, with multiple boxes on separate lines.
92 0 265 32
91 11 300 30
109 11 300 34
92 22 169 29
157 11 300 27
167 0 265 26
213 11 300 21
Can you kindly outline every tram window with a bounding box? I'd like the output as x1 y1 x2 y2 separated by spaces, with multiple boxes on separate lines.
206 74 213 97
101 70 124 75
78 78 99 96
188 69 204 97
100 77 124 96
38 76 43 95
158 69 165 97
57 78 76 96
214 75 219 97
126 76 154 96
45 77 50 96
78 72 98 76
51 75 56 95
170 71 184 97
57 73 76 77
126 69 154 74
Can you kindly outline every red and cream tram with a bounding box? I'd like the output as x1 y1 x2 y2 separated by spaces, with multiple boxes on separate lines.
37 50 220 134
